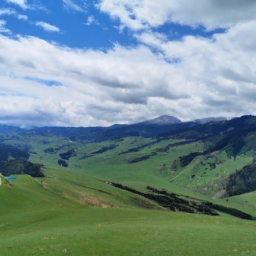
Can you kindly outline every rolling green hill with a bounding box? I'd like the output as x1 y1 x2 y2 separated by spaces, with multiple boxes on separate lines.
1 168 256 255
3 116 256 202
2 115 256 255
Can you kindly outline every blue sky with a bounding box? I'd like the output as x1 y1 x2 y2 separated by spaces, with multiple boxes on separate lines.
1 0 151 52
0 1 225 49
1 0 256 127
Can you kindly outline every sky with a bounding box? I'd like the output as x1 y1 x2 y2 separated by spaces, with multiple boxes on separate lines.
1 0 256 127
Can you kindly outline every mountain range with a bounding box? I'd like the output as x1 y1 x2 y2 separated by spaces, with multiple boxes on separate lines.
0 115 227 142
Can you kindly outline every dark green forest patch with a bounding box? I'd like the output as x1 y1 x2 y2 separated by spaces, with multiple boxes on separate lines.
1 159 44 177
226 159 256 196
91 144 117 154
58 159 68 167
59 148 77 160
108 182 252 220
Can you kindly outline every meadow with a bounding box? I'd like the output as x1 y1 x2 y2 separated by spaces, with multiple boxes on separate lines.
1 168 256 255
2 121 256 255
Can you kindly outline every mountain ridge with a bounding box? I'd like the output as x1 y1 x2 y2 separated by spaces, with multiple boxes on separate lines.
0 115 229 142
139 115 182 125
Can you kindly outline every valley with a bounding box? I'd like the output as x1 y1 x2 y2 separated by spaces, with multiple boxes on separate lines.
1 115 256 255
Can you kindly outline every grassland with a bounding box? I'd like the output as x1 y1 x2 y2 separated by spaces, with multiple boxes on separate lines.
1 172 256 256
2 208 256 255
3 132 256 209
2 125 256 255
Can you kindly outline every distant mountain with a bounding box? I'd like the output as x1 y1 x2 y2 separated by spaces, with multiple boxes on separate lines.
141 115 182 125
194 117 227 124
103 115 183 139
0 115 230 142
0 124 24 135
108 124 128 129
158 115 256 140
15 115 189 142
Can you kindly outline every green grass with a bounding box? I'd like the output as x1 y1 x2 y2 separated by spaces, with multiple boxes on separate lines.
0 169 163 214
3 126 256 255
4 133 256 212
170 150 253 195
1 154 256 255
1 207 256 255
216 191 256 217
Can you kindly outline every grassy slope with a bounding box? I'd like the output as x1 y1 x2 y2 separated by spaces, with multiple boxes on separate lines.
1 174 256 256
1 206 256 255
216 191 256 217
1 137 256 255
3 134 256 213
2 120 256 256
1 169 163 213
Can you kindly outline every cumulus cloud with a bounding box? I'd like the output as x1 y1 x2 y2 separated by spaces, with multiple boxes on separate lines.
35 22 60 32
1 1 256 126
97 0 256 30
1 17 256 127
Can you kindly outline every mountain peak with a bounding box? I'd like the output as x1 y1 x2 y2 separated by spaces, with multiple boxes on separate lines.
143 115 182 125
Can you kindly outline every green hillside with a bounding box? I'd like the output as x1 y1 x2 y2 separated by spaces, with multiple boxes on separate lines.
2 208 256 255
9 131 253 200
2 116 256 255
1 170 256 255
3 117 256 207
0 169 162 213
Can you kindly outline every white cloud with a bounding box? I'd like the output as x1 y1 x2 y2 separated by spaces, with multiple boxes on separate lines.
17 14 28 20
0 8 28 20
1 18 256 127
84 15 98 26
0 8 16 16
5 0 49 12
35 22 60 32
63 0 86 12
97 0 256 30
5 0 28 9
0 20 11 34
